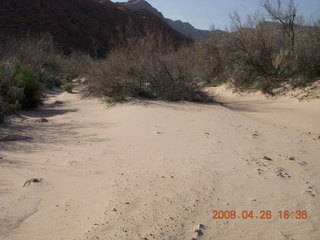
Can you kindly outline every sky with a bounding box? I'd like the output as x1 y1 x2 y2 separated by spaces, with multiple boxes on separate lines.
112 0 320 30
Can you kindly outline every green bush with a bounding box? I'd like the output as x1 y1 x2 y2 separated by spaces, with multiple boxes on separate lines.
11 63 40 109
40 74 61 89
61 83 73 93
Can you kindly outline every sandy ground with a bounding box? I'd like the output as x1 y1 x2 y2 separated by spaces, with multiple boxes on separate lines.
0 86 319 240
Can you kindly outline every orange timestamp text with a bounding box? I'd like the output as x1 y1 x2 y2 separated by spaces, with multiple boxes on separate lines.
212 210 308 220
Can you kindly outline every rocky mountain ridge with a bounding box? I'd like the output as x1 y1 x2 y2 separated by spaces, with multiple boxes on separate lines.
119 0 210 41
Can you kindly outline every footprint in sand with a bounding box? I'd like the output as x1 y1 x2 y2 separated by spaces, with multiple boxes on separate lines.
257 168 264 175
68 161 78 166
313 135 320 141
281 231 295 240
305 185 317 197
275 167 291 178
298 161 308 166
243 157 270 173
279 154 308 167
251 131 261 139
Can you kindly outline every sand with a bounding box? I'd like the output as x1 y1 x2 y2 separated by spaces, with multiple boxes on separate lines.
0 86 319 240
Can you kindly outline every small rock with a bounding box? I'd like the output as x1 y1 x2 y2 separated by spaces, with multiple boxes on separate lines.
262 156 272 161
54 100 63 105
288 156 295 161
197 224 206 229
125 202 130 205
252 131 260 138
34 118 49 123
194 229 203 236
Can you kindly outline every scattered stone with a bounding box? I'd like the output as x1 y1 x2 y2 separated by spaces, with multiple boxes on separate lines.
194 229 203 236
34 118 49 123
125 202 130 205
262 156 272 161
197 224 206 229
23 178 43 187
288 156 295 161
113 208 117 212
252 131 260 138
275 167 290 178
306 190 315 197
54 100 63 105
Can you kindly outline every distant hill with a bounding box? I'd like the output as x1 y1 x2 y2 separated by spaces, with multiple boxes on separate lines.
0 0 191 56
165 19 210 42
119 0 211 42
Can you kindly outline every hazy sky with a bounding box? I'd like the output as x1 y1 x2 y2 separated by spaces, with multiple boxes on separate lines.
112 0 320 30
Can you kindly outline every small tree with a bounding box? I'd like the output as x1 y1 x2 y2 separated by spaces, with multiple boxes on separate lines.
263 0 303 52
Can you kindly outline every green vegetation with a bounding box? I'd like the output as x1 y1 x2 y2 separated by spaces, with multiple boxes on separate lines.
61 83 73 93
0 63 40 113
0 35 88 121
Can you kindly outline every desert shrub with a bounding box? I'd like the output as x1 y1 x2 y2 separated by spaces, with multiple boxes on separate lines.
295 21 320 77
0 34 93 86
0 34 94 120
11 63 40 109
0 63 41 110
61 83 73 93
0 96 6 123
200 0 320 93
88 33 211 102
39 74 61 89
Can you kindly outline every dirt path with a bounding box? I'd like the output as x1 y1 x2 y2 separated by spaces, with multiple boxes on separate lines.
0 88 319 240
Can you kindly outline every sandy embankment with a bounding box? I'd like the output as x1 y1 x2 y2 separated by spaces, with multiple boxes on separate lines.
0 87 319 240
